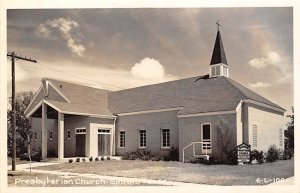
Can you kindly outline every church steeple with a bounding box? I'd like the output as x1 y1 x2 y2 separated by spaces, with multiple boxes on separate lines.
209 21 229 77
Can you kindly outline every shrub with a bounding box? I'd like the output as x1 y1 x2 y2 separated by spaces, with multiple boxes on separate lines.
89 156 93 162
225 148 238 165
68 159 73 163
95 157 99 161
251 149 264 164
47 149 57 158
163 145 179 161
284 148 294 159
82 158 86 162
101 156 104 161
19 153 29 161
107 156 110 160
19 148 41 162
76 157 80 162
266 145 279 162
190 156 215 165
121 151 162 161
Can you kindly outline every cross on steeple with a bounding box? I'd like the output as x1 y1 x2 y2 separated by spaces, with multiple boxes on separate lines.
216 20 221 31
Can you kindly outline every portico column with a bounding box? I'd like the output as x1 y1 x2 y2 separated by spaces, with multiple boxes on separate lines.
41 102 47 158
58 112 64 159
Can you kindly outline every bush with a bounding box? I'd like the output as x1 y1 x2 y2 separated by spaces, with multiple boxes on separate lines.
121 150 161 161
225 148 238 165
47 149 57 158
101 156 104 161
191 156 215 165
69 159 73 163
266 145 279 162
19 148 41 162
89 156 93 162
82 158 86 162
163 145 179 161
283 148 294 160
76 157 80 162
251 150 264 164
95 157 99 161
107 156 110 160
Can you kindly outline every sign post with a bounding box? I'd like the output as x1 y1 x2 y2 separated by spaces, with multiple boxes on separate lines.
237 143 251 165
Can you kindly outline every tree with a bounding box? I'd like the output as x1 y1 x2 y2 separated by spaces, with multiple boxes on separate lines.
7 91 34 156
216 119 234 162
285 106 294 150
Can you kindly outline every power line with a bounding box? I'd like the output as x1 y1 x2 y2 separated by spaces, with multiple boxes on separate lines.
7 52 37 171
36 62 126 90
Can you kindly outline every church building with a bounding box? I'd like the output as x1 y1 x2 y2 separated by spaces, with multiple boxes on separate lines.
24 27 286 162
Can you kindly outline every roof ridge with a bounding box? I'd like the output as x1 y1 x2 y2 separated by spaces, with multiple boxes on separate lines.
111 74 209 94
44 78 111 92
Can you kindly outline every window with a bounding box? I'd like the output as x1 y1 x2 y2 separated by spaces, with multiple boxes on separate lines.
216 65 221 76
252 125 258 147
161 129 170 148
279 128 283 147
67 130 71 139
139 130 146 148
34 132 37 140
75 128 86 134
98 129 110 134
119 131 126 148
49 131 53 140
211 66 216 77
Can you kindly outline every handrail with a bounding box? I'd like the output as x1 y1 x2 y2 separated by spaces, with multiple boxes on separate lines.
182 141 212 163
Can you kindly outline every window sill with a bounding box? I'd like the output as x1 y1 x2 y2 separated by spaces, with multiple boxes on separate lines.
161 147 170 149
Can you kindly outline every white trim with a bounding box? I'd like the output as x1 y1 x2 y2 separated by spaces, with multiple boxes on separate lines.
243 99 285 113
24 86 43 116
200 123 212 154
48 81 71 103
236 100 243 112
138 129 147 148
160 128 170 149
75 127 86 134
25 101 43 118
119 130 126 148
117 107 183 116
43 100 61 112
178 110 236 118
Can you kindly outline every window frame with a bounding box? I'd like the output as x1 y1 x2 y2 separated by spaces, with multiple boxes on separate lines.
119 130 126 148
49 131 53 141
34 132 38 141
138 129 146 148
161 128 170 148
67 130 71 139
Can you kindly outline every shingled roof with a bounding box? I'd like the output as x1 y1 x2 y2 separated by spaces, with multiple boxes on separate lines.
108 75 285 115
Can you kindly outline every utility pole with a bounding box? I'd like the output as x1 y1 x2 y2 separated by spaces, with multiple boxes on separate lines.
7 52 37 171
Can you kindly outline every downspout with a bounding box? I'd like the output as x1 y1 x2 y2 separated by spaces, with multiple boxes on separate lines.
112 114 117 156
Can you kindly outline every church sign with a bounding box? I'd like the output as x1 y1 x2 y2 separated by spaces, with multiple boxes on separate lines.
237 143 251 165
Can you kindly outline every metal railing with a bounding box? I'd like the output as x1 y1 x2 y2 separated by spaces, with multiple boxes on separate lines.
182 141 211 163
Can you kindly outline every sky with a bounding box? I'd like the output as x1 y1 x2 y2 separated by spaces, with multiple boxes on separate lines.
7 8 293 120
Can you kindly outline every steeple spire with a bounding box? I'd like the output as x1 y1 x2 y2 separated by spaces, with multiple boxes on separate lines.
209 21 229 77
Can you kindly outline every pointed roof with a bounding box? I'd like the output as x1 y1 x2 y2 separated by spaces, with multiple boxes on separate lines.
210 30 228 65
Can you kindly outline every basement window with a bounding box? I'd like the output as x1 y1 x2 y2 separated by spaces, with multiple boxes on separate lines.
49 131 53 141
34 132 38 141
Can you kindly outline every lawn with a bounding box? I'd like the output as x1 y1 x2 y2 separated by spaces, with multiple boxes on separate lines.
7 157 30 166
34 158 294 186
8 170 156 187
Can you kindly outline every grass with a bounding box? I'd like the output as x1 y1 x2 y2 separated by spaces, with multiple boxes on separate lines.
34 158 294 186
7 170 157 187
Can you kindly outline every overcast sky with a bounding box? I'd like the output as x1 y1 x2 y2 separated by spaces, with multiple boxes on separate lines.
7 8 293 118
